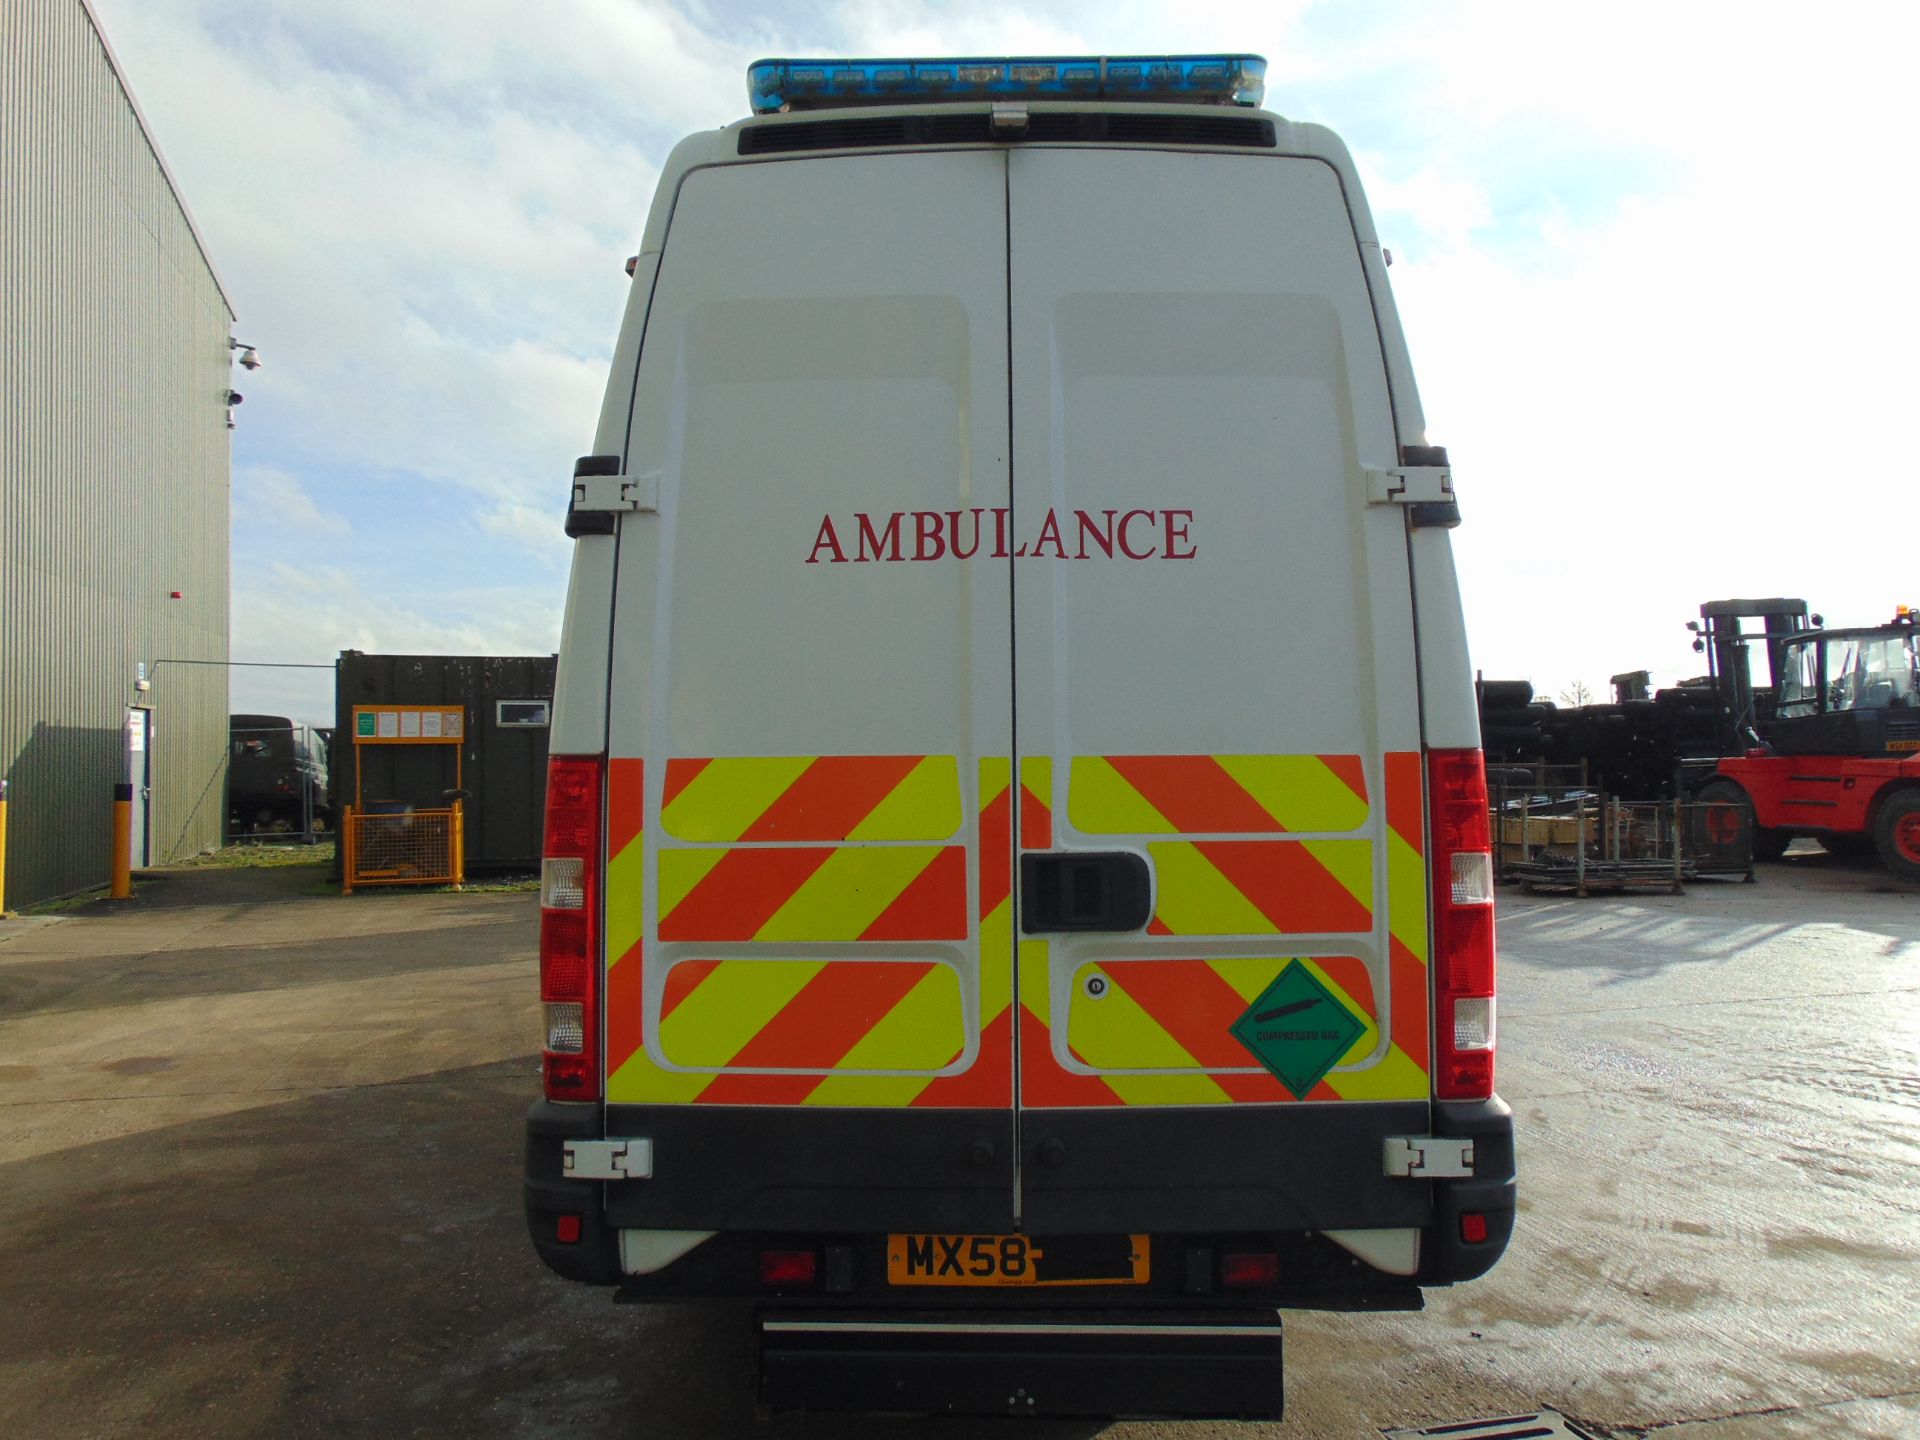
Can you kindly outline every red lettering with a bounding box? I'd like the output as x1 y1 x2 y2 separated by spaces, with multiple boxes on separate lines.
1118 509 1157 559
823 505 1191 563
948 508 984 560
1163 509 1195 559
1074 509 1116 559
855 512 904 562
1029 509 1067 560
806 515 847 564
914 510 946 561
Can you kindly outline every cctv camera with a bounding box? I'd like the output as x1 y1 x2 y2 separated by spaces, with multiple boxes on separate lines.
237 347 261 370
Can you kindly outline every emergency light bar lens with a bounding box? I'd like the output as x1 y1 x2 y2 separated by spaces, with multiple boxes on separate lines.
747 54 1267 113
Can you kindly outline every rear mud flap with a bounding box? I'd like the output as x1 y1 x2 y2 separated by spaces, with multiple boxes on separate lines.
757 1308 1284 1420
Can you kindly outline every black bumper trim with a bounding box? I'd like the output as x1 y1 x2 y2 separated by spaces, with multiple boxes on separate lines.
758 1307 1285 1419
602 1104 1015 1232
524 1100 621 1284
1020 1101 1433 1232
1419 1096 1518 1284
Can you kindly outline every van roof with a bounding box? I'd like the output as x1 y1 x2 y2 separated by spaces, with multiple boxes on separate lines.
631 105 1378 262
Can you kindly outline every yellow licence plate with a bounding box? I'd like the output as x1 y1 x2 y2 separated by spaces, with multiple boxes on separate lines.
887 1233 1149 1287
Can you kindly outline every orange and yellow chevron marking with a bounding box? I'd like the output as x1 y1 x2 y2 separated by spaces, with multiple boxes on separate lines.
1016 760 1124 1107
1069 754 1369 835
1145 839 1373 935
603 759 648 1083
661 755 962 842
1018 750 1429 1108
1384 751 1430 1071
607 754 1015 1108
901 757 1017 1108
657 957 963 1072
1063 955 1427 1103
658 844 967 942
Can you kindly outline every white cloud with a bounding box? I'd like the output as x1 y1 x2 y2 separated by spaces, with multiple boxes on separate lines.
86 0 1920 699
226 561 565 723
235 465 351 537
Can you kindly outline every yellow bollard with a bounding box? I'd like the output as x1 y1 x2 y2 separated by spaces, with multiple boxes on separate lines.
110 782 133 901
0 779 10 915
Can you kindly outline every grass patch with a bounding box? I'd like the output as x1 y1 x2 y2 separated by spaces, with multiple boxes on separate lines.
331 874 537 897
20 884 146 915
179 842 337 869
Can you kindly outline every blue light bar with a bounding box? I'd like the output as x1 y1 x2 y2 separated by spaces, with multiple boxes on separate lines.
747 55 1267 115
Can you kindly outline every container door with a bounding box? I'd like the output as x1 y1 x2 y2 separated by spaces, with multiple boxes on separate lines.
1007 148 1432 1233
125 707 152 867
602 151 1020 1233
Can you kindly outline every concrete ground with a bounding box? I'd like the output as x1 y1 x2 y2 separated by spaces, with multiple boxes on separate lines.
0 851 1915 1439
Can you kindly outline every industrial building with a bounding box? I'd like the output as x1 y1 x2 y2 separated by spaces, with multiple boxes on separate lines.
1 0 235 906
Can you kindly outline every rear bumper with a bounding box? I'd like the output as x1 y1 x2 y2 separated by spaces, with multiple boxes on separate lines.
758 1307 1286 1419
524 1094 1516 1295
1420 1096 1517 1285
596 1099 1435 1233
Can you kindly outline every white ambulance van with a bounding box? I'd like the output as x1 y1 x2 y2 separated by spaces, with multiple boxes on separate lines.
527 55 1513 1419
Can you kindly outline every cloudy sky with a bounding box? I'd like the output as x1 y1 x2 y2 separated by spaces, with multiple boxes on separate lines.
92 0 1920 725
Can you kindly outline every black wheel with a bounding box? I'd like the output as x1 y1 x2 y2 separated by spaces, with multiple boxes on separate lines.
1873 790 1920 883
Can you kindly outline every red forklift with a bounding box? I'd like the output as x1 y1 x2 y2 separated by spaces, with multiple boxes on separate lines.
1690 601 1920 880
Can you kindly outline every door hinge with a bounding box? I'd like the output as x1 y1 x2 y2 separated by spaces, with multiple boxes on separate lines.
571 473 659 514
1364 465 1454 506
563 1137 654 1180
1384 1136 1474 1178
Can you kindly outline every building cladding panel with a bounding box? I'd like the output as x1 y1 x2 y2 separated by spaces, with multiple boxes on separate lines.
2 0 234 906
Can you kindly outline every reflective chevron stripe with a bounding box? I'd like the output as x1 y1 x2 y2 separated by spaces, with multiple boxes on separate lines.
604 751 1429 1110
661 755 962 841
604 754 1006 1108
1069 753 1369 835
1383 751 1430 1072
1023 751 1430 1108
658 844 967 942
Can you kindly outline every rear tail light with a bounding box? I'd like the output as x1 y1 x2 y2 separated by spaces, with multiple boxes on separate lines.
541 755 604 1102
1427 748 1497 1100
759 1250 819 1288
1460 1212 1489 1244
1220 1252 1280 1289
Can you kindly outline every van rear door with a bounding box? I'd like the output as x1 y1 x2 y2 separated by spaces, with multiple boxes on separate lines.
1005 148 1434 1241
601 150 1020 1232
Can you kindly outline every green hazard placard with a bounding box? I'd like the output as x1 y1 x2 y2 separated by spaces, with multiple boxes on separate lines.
1229 960 1366 1099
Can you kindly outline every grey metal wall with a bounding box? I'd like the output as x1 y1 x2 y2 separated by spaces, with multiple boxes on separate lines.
1 0 234 906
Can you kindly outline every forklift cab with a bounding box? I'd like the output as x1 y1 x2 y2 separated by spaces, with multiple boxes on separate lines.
1769 617 1920 757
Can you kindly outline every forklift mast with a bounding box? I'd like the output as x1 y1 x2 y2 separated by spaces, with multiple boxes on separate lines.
1694 598 1813 753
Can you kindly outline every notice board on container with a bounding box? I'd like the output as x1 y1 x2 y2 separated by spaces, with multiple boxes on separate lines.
352 706 465 744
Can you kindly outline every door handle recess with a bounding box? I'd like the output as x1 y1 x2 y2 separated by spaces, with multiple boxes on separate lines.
1019 852 1152 934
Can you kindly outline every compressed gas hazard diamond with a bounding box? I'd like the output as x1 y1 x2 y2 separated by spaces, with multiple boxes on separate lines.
1228 960 1366 1099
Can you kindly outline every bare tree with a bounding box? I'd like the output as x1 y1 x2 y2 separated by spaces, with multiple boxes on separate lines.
1559 680 1594 707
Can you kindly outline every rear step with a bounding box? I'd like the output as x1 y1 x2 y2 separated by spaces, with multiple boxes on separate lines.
757 1308 1284 1419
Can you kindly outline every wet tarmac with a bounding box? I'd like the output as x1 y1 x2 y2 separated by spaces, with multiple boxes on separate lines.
0 849 1914 1438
